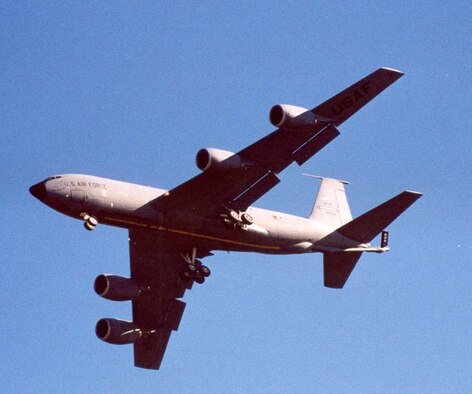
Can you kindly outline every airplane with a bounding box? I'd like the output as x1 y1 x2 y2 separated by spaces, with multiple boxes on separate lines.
30 67 422 370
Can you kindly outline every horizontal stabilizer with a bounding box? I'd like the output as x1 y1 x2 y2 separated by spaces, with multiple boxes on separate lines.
337 191 422 243
324 252 363 288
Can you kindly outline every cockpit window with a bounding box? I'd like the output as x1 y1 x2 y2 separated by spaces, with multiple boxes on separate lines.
46 176 62 181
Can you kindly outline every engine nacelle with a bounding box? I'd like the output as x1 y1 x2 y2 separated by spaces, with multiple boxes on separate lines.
95 318 143 345
94 274 141 301
269 104 318 130
196 148 243 171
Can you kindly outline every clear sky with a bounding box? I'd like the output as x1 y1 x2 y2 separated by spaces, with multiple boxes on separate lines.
1 1 471 393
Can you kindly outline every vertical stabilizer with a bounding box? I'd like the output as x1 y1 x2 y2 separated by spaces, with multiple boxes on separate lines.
309 177 352 229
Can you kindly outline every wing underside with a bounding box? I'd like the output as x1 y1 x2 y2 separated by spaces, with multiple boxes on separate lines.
118 68 405 367
150 68 404 217
128 228 209 369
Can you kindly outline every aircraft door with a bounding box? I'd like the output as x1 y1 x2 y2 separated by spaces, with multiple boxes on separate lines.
71 189 86 204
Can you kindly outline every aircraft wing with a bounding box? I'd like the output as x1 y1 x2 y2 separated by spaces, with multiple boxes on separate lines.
152 68 403 215
128 228 210 369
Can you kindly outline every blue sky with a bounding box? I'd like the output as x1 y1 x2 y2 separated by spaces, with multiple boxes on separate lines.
1 1 471 392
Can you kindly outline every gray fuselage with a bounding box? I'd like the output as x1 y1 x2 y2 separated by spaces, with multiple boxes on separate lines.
31 174 351 255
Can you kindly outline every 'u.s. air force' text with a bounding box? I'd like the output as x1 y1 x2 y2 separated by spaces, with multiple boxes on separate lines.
63 181 107 189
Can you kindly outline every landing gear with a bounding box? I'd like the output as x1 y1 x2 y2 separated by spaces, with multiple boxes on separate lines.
180 248 211 285
241 212 254 225
191 260 211 284
193 260 211 284
200 265 211 278
229 210 240 222
222 209 253 230
180 263 197 280
81 213 98 231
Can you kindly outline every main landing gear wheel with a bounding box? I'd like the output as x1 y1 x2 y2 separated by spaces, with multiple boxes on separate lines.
241 212 253 225
238 223 248 231
223 209 253 229
229 210 240 222
200 265 211 278
180 249 211 285
194 275 205 284
194 260 210 284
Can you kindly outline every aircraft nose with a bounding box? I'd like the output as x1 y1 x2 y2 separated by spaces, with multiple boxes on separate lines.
30 182 47 201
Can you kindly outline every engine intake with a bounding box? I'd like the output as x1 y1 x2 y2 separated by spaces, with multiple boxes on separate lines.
94 274 141 301
269 104 318 130
96 318 143 345
196 148 244 171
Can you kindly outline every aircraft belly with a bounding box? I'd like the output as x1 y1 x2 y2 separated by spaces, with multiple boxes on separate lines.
49 176 330 254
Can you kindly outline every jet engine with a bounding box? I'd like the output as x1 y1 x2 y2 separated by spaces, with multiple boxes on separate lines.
95 318 143 345
195 148 244 171
94 274 141 301
269 104 318 130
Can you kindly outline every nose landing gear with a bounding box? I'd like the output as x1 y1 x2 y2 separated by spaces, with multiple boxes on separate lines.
81 213 98 231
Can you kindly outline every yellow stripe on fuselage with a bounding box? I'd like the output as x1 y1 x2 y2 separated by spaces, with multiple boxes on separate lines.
105 217 148 228
104 216 281 251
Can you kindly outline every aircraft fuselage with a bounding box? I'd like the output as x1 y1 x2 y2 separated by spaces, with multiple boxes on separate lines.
30 174 353 255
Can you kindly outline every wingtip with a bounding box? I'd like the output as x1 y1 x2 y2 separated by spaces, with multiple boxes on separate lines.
379 67 405 76
404 190 423 202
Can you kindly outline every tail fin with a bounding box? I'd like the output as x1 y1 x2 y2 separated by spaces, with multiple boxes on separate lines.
309 177 352 229
336 191 422 243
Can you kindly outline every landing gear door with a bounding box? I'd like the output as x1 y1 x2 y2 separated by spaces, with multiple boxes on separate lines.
71 189 86 203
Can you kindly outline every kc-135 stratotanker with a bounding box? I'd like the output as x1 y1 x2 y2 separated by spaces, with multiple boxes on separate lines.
30 67 422 370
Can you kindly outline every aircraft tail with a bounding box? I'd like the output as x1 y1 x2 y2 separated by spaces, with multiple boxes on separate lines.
308 177 352 229
321 190 422 289
335 190 422 244
324 252 363 289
